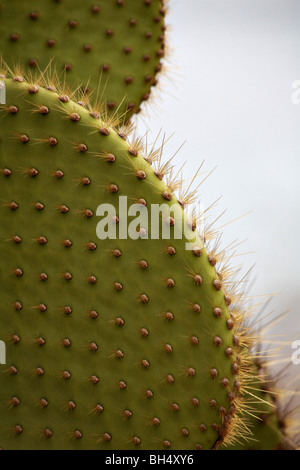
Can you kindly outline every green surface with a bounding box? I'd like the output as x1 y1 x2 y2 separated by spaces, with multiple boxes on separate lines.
0 0 166 120
0 77 245 450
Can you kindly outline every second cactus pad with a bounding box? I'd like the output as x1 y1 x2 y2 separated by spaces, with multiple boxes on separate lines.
0 0 166 120
0 72 253 450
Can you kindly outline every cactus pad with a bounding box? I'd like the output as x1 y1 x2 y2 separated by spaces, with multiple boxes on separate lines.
0 72 252 450
0 0 166 120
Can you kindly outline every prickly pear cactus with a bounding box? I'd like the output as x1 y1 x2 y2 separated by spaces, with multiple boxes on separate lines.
0 0 166 120
0 71 252 450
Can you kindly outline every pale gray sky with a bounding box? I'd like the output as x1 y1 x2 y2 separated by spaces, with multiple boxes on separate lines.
135 0 300 362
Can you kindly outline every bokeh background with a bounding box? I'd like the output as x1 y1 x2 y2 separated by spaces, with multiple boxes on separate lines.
135 0 300 373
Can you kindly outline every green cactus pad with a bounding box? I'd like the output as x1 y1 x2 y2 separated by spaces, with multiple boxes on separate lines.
0 73 251 450
0 0 166 121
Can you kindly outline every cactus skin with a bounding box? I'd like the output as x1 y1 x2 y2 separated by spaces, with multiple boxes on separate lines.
0 0 166 120
0 73 250 450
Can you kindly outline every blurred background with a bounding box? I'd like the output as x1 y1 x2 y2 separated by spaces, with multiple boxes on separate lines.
135 0 300 374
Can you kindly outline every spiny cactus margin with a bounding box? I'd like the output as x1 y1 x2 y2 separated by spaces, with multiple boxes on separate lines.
225 316 300 451
0 67 260 450
226 371 300 450
0 0 167 122
223 363 283 450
